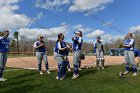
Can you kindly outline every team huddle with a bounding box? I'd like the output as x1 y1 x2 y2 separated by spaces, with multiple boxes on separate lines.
0 30 140 81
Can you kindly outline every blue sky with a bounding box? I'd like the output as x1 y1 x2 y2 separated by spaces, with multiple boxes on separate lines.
0 0 140 43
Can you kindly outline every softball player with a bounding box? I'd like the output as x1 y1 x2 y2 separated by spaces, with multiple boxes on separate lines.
0 30 10 81
123 33 137 76
54 33 70 80
33 35 50 75
94 36 105 70
72 31 83 79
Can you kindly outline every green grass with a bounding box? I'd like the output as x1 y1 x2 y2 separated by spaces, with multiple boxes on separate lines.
1 65 140 93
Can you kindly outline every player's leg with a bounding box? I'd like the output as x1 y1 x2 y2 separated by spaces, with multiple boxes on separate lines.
96 51 100 69
78 59 82 70
129 51 137 76
101 59 105 69
124 51 130 74
61 58 67 78
36 52 43 74
43 52 50 74
72 51 81 79
0 53 7 81
66 57 71 71
100 52 105 69
54 54 65 80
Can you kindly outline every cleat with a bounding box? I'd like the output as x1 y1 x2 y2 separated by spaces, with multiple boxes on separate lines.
0 78 7 82
72 74 79 79
68 68 71 72
79 68 82 71
40 71 43 75
46 70 51 74
133 73 137 76
101 67 104 69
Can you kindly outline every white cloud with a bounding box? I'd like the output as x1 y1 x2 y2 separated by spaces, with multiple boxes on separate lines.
72 24 91 32
69 0 113 13
18 25 69 40
86 29 124 43
103 20 114 27
0 0 20 5
0 0 32 30
35 0 70 10
129 25 140 33
36 12 44 19
86 29 104 38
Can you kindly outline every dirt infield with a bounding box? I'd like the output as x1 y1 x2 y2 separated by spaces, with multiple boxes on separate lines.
6 56 125 71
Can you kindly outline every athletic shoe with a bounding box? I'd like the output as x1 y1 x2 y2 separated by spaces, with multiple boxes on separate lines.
124 71 129 75
72 74 79 79
56 76 64 80
97 67 100 70
46 70 51 74
0 78 7 82
79 68 82 71
68 68 71 72
56 76 59 80
133 73 137 76
40 71 43 75
101 67 104 69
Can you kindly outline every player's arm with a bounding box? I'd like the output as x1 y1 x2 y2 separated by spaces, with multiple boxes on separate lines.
123 39 134 48
93 43 97 53
57 42 67 51
33 42 43 49
66 45 73 51
0 37 3 43
72 37 80 44
102 44 104 53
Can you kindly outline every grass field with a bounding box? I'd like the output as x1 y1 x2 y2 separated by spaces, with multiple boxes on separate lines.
1 65 140 93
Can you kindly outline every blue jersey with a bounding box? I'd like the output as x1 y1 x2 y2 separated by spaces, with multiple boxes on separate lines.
94 41 103 53
0 37 10 52
72 37 83 51
124 39 134 51
54 40 67 55
33 41 46 52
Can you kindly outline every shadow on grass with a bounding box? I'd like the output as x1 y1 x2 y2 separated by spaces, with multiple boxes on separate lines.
79 68 97 78
0 79 35 88
0 84 41 93
13 71 37 78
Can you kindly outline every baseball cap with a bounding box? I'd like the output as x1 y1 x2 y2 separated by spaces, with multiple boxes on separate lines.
37 35 44 39
74 31 80 34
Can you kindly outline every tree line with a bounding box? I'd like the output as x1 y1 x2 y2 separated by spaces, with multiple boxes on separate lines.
1 31 140 56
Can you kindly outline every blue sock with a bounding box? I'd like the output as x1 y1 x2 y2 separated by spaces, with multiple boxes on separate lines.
45 63 49 71
61 61 67 77
0 68 3 78
58 64 61 78
38 64 42 71
133 65 137 73
126 63 129 71
74 64 79 75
